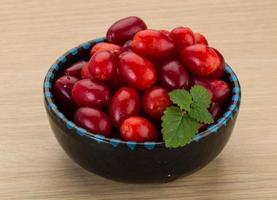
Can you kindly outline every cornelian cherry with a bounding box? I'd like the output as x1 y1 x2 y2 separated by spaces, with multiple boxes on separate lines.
181 44 220 76
131 29 175 60
52 17 231 143
209 102 222 120
64 61 87 79
109 69 125 92
54 75 78 118
71 79 111 108
75 107 112 136
192 77 230 103
118 51 157 90
106 16 147 45
90 42 122 56
194 32 208 45
120 116 159 142
207 48 225 79
209 79 231 104
170 27 195 49
88 50 117 81
109 87 141 128
81 63 92 79
159 60 191 90
143 86 171 119
160 29 170 36
122 40 133 51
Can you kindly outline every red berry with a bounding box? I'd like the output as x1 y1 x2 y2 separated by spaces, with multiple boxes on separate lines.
118 51 157 90
207 48 225 79
160 29 170 36
122 40 133 51
159 60 191 90
75 107 112 136
54 75 78 118
108 69 124 92
120 116 159 142
209 102 222 120
106 16 147 45
199 124 208 132
88 50 117 81
143 86 171 119
131 29 175 60
71 79 111 107
194 32 208 45
109 87 141 128
64 61 87 79
209 80 231 104
170 27 195 49
81 63 92 79
90 42 122 56
181 44 220 76
192 77 230 103
191 76 210 88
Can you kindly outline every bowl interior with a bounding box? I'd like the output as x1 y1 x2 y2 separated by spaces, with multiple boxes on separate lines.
43 38 241 148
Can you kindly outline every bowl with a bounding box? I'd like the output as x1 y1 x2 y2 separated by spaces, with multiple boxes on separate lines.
43 38 241 183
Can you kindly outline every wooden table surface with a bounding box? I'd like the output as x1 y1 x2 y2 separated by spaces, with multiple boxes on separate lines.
1 0 277 199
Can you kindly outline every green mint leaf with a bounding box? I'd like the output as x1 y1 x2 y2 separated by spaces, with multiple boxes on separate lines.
189 102 214 124
161 106 200 148
169 89 192 112
190 85 211 109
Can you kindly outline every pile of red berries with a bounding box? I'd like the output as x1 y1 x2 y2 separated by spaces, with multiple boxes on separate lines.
54 16 230 142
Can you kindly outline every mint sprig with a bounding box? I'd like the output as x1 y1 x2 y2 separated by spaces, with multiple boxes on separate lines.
161 86 214 148
189 102 214 124
162 106 200 148
190 85 212 108
169 89 192 111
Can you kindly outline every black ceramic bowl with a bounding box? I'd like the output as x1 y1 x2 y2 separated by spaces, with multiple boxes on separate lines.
43 38 241 183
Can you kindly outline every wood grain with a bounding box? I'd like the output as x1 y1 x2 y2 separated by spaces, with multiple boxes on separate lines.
0 0 277 199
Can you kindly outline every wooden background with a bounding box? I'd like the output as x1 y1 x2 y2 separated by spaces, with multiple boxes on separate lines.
1 0 277 199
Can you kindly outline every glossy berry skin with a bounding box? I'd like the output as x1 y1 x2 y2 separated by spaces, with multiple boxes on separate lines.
54 75 78 118
170 27 195 49
81 63 93 79
106 16 147 45
181 44 220 76
209 102 222 120
88 50 117 81
118 51 157 90
159 60 191 90
107 69 125 93
191 76 210 88
131 29 175 60
160 29 170 36
108 69 123 92
122 40 133 51
90 42 122 56
120 116 159 142
143 86 171 119
71 79 111 108
207 48 225 79
194 32 208 45
209 80 231 104
109 87 141 128
74 107 112 136
64 61 87 79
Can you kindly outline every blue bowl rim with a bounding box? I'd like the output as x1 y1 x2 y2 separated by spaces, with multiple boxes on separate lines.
43 38 241 149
